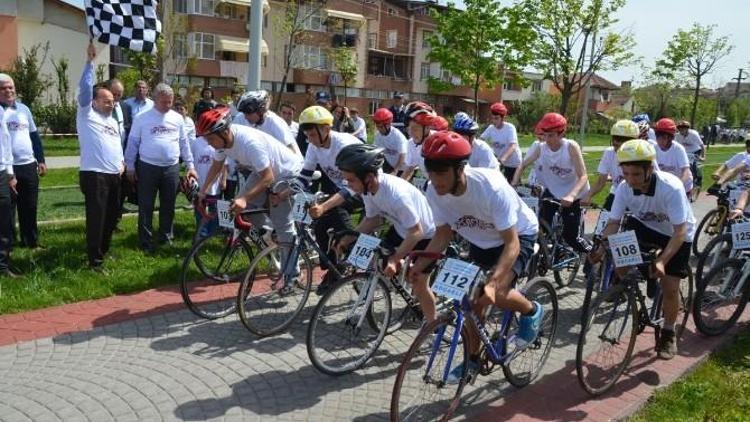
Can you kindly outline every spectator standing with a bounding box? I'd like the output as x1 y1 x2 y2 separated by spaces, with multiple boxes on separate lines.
125 83 197 254
332 105 355 134
77 42 125 270
0 73 46 249
193 87 218 120
279 102 299 138
389 92 408 136
123 80 154 133
174 101 197 144
349 108 367 142
0 97 17 277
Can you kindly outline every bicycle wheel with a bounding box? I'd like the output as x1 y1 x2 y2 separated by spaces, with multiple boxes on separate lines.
307 274 391 375
553 244 581 288
692 208 722 256
237 244 314 337
180 230 254 319
501 277 559 387
391 316 469 422
576 284 638 396
692 258 750 336
376 278 422 335
674 269 694 341
695 233 733 286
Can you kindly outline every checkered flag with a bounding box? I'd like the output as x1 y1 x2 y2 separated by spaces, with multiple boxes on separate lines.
85 0 162 54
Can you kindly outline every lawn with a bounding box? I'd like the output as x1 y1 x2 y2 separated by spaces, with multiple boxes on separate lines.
42 136 80 157
629 329 750 421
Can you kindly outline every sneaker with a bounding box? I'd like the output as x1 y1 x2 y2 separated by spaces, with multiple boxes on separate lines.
278 283 294 296
446 359 479 385
657 329 677 360
315 272 336 296
516 301 544 347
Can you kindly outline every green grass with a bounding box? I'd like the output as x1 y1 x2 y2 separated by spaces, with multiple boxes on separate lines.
630 329 750 421
41 168 79 188
517 132 613 148
42 136 80 157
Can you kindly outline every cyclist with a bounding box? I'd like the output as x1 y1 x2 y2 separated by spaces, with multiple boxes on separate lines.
452 112 500 171
234 90 302 156
633 113 656 143
372 108 408 175
524 123 545 187
400 101 437 184
675 120 705 200
195 106 305 294
334 144 437 316
653 118 693 197
594 139 695 360
729 189 750 219
481 102 521 181
713 136 750 182
511 112 591 254
408 130 543 383
432 115 450 132
583 120 640 210
299 106 363 295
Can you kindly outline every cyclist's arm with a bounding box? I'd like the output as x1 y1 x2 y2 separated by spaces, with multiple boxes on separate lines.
499 142 517 163
200 158 226 196
401 166 415 181
354 215 383 235
680 166 692 185
719 163 746 184
393 223 425 262
712 164 729 181
512 146 540 185
564 142 589 201
238 166 274 202
655 222 687 269
585 173 609 202
733 191 750 217
316 192 346 214
411 224 452 273
488 227 520 283
392 153 406 175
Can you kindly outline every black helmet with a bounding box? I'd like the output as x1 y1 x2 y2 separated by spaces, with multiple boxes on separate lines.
335 144 385 178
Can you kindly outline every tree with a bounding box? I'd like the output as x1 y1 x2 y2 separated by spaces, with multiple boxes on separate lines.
329 47 357 106
272 0 327 110
655 23 733 126
51 57 70 105
522 0 637 116
511 92 561 133
427 0 536 117
2 42 51 112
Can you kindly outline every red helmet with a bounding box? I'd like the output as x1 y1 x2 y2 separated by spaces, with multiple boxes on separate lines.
421 131 472 161
405 101 435 126
490 102 508 116
196 105 232 137
431 116 450 131
537 112 567 133
533 122 544 137
654 118 677 135
372 108 393 124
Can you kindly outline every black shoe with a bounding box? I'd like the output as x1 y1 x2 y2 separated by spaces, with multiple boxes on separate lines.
315 273 336 296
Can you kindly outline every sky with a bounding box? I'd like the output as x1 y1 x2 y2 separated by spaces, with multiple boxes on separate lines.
64 0 748 88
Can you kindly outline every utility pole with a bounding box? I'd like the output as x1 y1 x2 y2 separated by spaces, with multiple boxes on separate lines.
733 68 746 99
578 31 596 149
247 0 265 89
160 0 170 82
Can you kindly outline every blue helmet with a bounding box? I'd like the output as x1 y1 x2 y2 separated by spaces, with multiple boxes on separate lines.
632 113 651 124
452 112 479 134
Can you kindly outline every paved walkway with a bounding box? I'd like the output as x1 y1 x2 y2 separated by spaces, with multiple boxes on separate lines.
0 197 745 421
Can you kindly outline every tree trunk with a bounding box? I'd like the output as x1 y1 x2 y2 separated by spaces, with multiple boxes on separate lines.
274 68 291 111
473 73 480 120
559 85 572 116
343 80 348 106
690 76 701 126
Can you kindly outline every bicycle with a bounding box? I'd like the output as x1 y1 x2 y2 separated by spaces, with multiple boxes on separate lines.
688 153 704 203
390 250 558 421
536 198 587 288
180 201 272 319
306 233 434 375
692 182 748 256
576 221 693 396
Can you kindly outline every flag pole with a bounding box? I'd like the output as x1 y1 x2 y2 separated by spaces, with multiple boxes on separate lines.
247 0 263 90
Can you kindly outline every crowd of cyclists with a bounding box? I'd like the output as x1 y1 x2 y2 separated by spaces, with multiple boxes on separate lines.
181 89 750 419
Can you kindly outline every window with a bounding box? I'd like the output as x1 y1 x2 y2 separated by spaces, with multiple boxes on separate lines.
420 62 431 80
193 0 215 16
367 33 377 49
299 3 325 31
441 69 450 82
215 3 241 19
422 31 432 48
368 54 409 79
174 0 188 13
387 7 397 16
173 33 188 59
294 45 329 70
262 55 267 68
209 77 235 88
192 32 215 60
386 30 397 49
601 90 611 102
369 100 380 115
531 80 542 92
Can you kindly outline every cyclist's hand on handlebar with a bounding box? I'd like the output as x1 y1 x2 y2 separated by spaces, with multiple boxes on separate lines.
711 173 721 181
384 256 401 278
580 196 593 207
309 203 325 219
230 197 247 213
729 208 745 220
560 195 575 207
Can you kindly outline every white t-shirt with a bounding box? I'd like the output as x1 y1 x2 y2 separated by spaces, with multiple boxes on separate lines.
675 129 704 154
597 148 624 194
302 131 361 189
214 125 303 181
289 121 299 139
481 122 521 167
233 111 295 148
655 141 691 191
192 136 220 196
535 138 589 199
183 116 196 144
725 152 750 180
364 173 436 239
469 139 500 170
610 171 696 239
0 107 12 174
405 139 426 173
374 127 408 169
4 102 38 165
427 167 538 249
352 116 367 142
525 140 542 185
76 102 124 175
125 108 194 169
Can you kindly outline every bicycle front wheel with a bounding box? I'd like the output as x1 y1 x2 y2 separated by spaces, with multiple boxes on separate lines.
692 258 750 336
307 274 391 375
692 208 722 256
501 277 558 387
180 230 254 319
237 244 313 337
676 269 694 341
576 284 638 396
391 316 469 422
695 233 733 286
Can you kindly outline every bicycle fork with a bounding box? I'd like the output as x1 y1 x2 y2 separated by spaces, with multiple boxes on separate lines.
344 273 379 337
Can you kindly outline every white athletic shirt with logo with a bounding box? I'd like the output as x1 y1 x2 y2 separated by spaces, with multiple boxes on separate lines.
214 125 303 181
302 131 361 189
405 138 426 174
675 129 704 154
4 102 37 165
192 136 220 196
655 141 692 192
233 110 296 148
469 139 500 170
597 147 624 194
725 152 750 180
364 173 436 239
535 138 589 199
427 167 538 249
125 108 194 169
374 127 408 169
480 122 521 167
609 171 696 239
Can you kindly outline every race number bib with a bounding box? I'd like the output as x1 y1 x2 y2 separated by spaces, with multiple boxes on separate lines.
522 197 539 214
292 193 313 224
594 210 610 236
347 234 381 270
516 186 532 197
217 200 234 229
731 222 750 250
608 230 643 268
432 258 481 301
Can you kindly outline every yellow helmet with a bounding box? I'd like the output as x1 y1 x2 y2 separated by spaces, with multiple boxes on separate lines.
610 119 639 138
299 105 334 126
617 139 656 163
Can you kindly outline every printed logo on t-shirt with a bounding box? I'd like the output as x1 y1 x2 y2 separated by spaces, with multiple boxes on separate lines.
197 154 212 164
638 211 669 223
454 215 495 231
549 164 573 177
492 142 505 150
324 165 343 182
6 121 29 131
150 125 178 136
101 125 118 137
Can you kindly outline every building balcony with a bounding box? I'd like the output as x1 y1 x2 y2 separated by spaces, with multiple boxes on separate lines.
292 68 332 86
